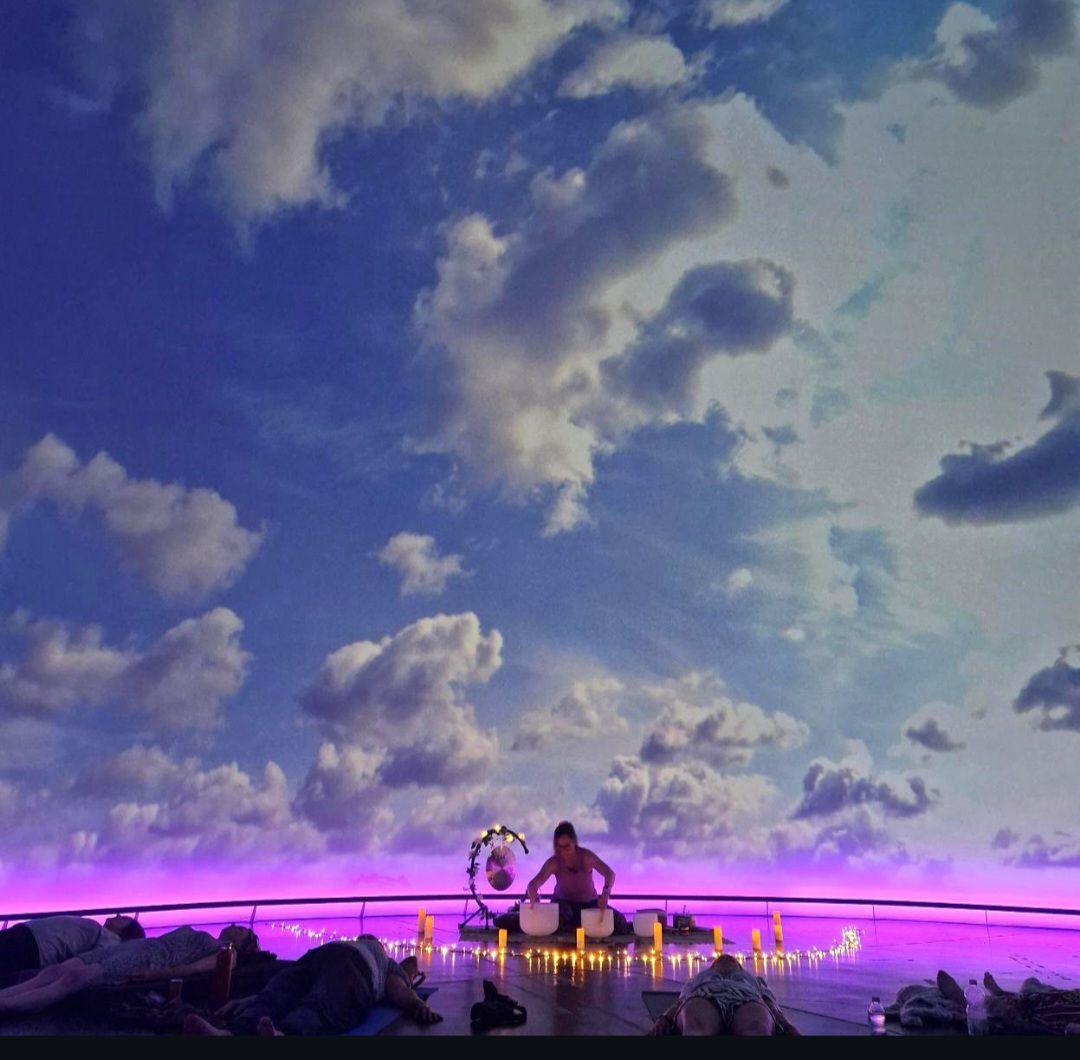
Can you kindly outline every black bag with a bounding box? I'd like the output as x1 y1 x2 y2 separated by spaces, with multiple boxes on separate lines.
470 979 527 1033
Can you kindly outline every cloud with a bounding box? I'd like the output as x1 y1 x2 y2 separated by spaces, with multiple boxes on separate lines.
1008 832 1080 868
768 808 912 868
512 676 626 750
1013 645 1080 731
596 755 777 855
903 715 966 752
701 0 788 28
9 434 263 599
915 0 1076 111
724 567 754 595
78 0 621 226
292 741 391 837
637 671 808 768
558 33 691 98
415 106 737 531
793 740 938 819
377 532 468 597
914 372 1080 524
602 258 795 416
0 608 250 730
992 827 1020 849
300 612 502 787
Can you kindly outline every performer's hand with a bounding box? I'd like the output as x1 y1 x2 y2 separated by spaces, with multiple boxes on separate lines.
598 893 609 912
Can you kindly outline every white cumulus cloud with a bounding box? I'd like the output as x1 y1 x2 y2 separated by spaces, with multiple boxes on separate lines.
377 531 468 596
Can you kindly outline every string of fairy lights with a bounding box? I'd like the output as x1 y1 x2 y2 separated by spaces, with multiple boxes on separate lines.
267 919 863 977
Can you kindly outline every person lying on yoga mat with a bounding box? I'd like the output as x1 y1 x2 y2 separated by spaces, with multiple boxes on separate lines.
524 820 630 933
0 924 259 1016
0 914 145 988
649 954 800 1036
934 969 1080 1035
182 936 442 1036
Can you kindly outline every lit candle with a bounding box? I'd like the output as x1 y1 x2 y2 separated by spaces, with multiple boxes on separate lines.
417 907 426 935
773 911 783 947
576 927 586 952
751 928 761 953
424 915 435 941
498 928 508 951
653 920 663 953
712 925 723 954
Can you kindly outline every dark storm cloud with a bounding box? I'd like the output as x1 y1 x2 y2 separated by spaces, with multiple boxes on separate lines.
915 371 1080 524
603 259 795 415
1014 647 1080 732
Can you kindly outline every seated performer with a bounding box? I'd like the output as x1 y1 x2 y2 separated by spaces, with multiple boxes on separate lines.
182 937 441 1036
650 954 800 1036
524 820 630 933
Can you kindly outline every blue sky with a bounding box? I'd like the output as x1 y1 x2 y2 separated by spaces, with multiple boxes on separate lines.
1 0 1078 905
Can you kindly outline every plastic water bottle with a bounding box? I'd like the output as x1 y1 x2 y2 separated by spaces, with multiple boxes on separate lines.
867 996 886 1034
965 978 989 1035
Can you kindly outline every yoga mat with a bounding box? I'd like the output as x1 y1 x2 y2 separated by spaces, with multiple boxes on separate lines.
642 990 878 1037
341 986 436 1036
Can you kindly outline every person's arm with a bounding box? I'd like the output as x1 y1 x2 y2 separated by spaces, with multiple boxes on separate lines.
760 992 800 1036
124 954 219 983
586 850 616 911
384 971 443 1024
525 856 556 904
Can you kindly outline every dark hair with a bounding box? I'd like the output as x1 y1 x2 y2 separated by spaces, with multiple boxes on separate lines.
553 821 577 843
110 917 146 942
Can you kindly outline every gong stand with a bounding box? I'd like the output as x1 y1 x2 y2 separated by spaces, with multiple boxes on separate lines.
460 824 530 929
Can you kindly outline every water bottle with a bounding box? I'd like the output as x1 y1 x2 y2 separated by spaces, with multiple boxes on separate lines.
208 942 236 1010
867 996 886 1034
965 978 989 1035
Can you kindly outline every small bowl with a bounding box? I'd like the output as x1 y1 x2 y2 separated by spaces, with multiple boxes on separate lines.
520 902 560 936
633 909 664 936
581 907 615 938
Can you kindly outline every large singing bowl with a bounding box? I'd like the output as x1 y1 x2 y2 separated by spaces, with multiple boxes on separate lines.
633 909 664 936
581 907 615 938
520 902 560 936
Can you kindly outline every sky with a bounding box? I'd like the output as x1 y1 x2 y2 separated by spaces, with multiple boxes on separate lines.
1 0 1078 911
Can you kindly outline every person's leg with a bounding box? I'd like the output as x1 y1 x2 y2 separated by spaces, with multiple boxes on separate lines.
0 960 100 1015
0 926 40 989
227 960 318 1034
730 1001 775 1036
677 997 723 1036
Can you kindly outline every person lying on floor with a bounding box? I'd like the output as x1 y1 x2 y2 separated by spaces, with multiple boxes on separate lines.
0 924 259 1015
936 970 1080 1035
649 954 800 1036
182 936 442 1036
0 914 145 988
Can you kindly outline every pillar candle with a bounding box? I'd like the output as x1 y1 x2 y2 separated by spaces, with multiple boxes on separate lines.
498 928 508 951
712 925 723 954
424 914 434 941
576 926 586 952
751 928 761 953
653 920 663 952
773 912 783 946
416 907 426 934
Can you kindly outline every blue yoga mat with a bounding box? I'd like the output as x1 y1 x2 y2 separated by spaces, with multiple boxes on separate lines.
341 986 437 1036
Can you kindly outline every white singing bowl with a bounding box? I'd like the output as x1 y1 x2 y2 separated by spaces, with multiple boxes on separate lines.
581 907 615 938
633 909 664 936
520 902 560 936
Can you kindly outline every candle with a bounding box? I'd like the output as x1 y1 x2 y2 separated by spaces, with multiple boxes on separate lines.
417 907 426 934
773 912 783 947
424 915 435 941
712 926 723 954
498 928 508 951
576 927 586 952
653 920 663 953
751 928 761 953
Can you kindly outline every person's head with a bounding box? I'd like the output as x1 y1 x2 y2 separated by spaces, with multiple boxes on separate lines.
218 925 260 958
712 953 741 974
553 820 578 863
104 915 146 942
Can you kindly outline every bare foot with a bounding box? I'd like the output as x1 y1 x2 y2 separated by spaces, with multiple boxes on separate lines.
983 972 1007 996
256 1016 282 1036
183 1013 231 1036
936 970 966 1006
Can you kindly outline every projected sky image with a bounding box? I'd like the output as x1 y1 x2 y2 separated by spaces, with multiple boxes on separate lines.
1 0 1078 909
